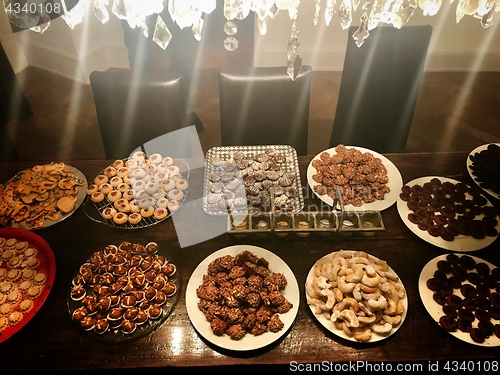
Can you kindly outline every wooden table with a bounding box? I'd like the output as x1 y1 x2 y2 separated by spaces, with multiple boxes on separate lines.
1 151 499 372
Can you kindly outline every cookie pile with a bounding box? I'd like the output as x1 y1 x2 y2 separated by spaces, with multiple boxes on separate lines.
426 253 500 343
87 152 188 227
69 240 178 336
205 147 298 214
0 237 48 333
0 163 85 228
400 178 499 241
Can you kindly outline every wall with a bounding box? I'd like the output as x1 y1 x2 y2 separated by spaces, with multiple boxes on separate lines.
1 1 499 83
254 1 500 71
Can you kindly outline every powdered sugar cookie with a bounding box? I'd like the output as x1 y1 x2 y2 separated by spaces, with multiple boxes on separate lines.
148 153 163 164
167 189 184 201
176 179 189 190
162 179 175 191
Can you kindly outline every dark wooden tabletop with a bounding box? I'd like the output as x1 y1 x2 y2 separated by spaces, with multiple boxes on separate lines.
0 151 499 372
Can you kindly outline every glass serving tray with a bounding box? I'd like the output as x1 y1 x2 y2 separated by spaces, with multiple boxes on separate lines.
203 145 304 215
226 187 384 238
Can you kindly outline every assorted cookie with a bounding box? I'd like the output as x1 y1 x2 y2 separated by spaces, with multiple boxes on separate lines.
0 163 85 229
69 240 178 337
425 253 500 343
86 152 187 227
400 178 499 241
0 236 48 333
468 143 500 195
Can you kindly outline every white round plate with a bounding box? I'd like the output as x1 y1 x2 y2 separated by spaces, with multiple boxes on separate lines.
466 143 500 201
418 254 500 347
397 176 500 252
185 245 299 351
306 250 408 343
307 146 403 211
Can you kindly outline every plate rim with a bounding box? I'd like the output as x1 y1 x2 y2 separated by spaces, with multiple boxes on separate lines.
0 227 56 343
466 143 500 201
305 249 408 343
396 176 500 252
306 146 403 211
185 244 300 351
418 253 500 347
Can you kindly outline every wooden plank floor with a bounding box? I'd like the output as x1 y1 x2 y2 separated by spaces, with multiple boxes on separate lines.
4 67 500 161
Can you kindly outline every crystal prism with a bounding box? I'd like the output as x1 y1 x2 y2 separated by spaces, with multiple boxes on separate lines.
224 21 238 35
325 0 336 26
314 0 322 26
192 18 204 41
287 21 301 80
224 36 239 51
93 0 110 24
153 16 173 50
287 54 303 81
481 6 495 28
257 17 269 35
339 0 353 29
353 14 370 47
111 0 127 19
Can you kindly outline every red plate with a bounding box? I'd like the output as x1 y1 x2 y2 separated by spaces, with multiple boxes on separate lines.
0 228 56 343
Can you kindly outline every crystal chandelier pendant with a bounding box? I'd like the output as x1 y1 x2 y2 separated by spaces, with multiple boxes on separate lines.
353 13 370 47
325 0 337 26
314 0 322 26
223 20 238 51
152 15 173 50
287 20 302 81
192 18 204 41
224 21 238 35
339 0 353 29
93 0 110 24
224 36 239 52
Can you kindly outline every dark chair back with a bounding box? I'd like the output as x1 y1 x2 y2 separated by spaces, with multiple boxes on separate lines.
329 25 432 153
219 65 313 155
89 69 186 160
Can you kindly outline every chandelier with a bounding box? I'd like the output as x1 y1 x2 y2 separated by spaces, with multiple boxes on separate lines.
3 0 498 79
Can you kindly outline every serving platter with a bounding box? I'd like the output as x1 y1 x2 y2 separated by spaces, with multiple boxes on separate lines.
185 245 299 351
307 146 403 212
397 176 500 252
306 250 408 343
0 228 56 343
67 239 180 342
419 254 500 347
203 145 304 215
0 164 87 230
466 143 500 201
